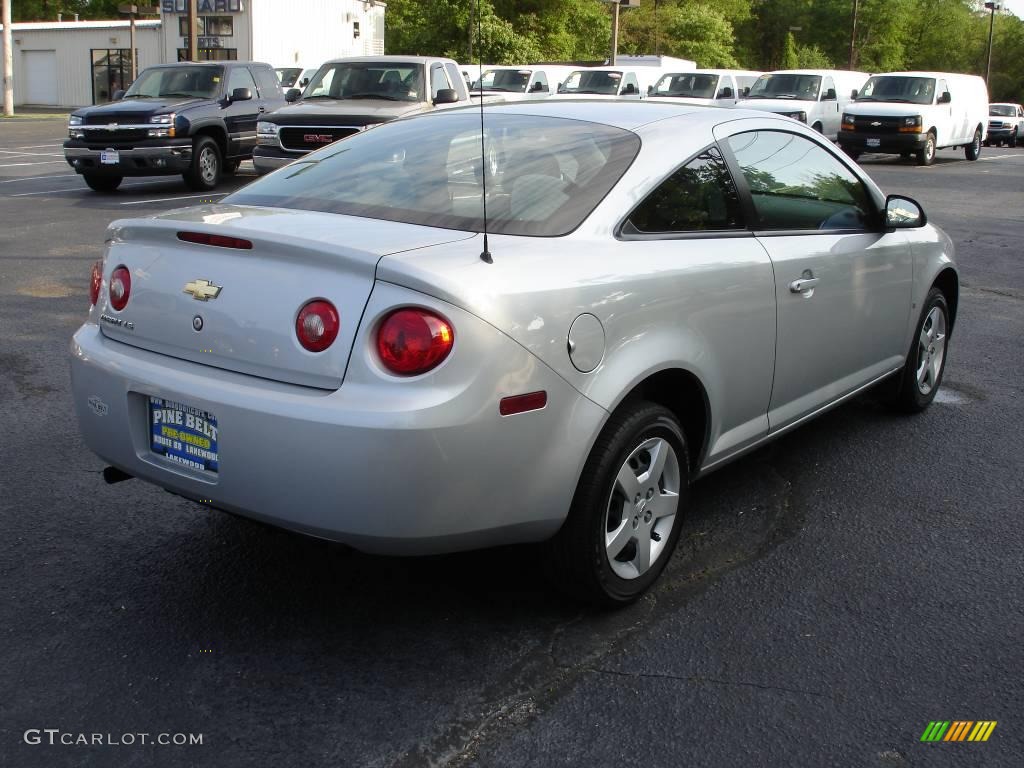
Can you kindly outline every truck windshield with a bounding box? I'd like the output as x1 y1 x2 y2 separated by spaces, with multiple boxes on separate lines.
990 104 1016 116
225 112 641 237
746 74 821 100
856 76 936 105
479 69 533 93
652 73 719 99
275 68 302 87
303 62 424 102
123 66 224 99
558 71 622 95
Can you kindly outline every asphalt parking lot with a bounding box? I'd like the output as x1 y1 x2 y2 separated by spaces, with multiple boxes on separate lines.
1 118 1022 767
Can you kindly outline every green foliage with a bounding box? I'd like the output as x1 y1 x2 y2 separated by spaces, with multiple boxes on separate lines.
13 1 128 22
781 32 799 69
619 2 740 68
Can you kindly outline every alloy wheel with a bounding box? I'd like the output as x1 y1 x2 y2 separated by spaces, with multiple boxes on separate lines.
916 306 947 395
199 147 218 184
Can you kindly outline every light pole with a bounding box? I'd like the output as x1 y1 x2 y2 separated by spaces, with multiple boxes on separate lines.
985 2 1001 87
2 0 13 116
849 0 859 70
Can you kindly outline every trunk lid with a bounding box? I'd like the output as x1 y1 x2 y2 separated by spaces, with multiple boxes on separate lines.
99 205 474 389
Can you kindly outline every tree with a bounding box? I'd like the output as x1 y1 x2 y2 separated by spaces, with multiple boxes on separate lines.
619 1 741 68
781 31 799 68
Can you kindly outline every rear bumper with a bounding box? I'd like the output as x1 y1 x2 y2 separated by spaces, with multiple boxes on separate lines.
64 139 193 176
838 131 928 154
69 289 606 555
252 146 299 174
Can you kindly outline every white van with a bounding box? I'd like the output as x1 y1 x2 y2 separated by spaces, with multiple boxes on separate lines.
646 69 763 107
555 66 654 100
468 65 576 101
737 69 869 139
838 72 989 164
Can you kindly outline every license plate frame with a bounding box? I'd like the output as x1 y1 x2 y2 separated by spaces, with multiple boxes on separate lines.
866 138 881 148
100 149 120 165
149 396 219 474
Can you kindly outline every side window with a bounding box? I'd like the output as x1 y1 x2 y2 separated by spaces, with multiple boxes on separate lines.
622 73 639 95
726 131 874 231
430 64 450 97
253 67 280 98
937 79 949 102
532 72 548 92
227 66 257 96
623 146 743 234
444 63 464 97
821 77 836 100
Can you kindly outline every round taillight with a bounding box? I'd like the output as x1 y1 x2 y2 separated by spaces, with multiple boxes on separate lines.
296 300 339 352
109 265 131 311
376 308 454 376
89 260 102 306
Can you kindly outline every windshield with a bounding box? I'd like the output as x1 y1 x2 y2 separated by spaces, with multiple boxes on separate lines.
990 104 1016 116
123 65 224 99
652 73 719 99
558 71 622 95
856 76 935 105
303 62 424 102
746 74 821 100
225 113 641 237
275 68 302 87
479 69 533 93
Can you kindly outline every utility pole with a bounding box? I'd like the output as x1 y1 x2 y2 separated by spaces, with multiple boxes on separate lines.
849 0 859 70
3 0 13 116
985 2 1001 87
611 1 620 66
187 0 199 61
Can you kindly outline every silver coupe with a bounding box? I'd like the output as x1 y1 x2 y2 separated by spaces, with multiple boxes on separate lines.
71 101 958 605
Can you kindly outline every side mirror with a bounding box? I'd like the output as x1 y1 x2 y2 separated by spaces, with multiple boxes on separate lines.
647 84 654 95
433 88 458 105
112 89 125 101
285 88 301 103
743 87 751 97
299 77 310 88
822 88 837 101
623 83 637 95
230 87 252 102
851 89 859 99
717 86 734 99
530 81 545 92
938 91 952 104
885 194 927 229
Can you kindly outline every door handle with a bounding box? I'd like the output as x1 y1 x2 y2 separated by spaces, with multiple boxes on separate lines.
258 106 266 113
789 277 820 293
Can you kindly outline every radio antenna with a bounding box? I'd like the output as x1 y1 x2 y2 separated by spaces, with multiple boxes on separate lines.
476 0 493 264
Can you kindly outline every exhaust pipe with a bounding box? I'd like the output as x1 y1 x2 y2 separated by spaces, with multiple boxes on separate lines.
102 466 133 484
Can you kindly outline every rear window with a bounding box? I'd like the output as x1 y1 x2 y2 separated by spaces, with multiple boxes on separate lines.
226 112 641 237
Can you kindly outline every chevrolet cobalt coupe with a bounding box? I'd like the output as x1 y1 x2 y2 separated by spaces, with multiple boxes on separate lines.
71 102 957 605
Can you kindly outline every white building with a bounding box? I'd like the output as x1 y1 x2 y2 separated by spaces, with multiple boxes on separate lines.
0 0 386 108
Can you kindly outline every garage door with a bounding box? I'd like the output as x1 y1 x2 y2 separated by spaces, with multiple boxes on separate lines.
23 50 58 105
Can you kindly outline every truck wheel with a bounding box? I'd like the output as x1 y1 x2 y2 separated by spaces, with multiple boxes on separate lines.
543 401 689 606
83 174 122 193
184 136 222 191
916 131 936 166
1013 128 1020 147
964 127 982 161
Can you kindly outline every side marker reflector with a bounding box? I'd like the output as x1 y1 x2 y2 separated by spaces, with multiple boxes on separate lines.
499 391 547 416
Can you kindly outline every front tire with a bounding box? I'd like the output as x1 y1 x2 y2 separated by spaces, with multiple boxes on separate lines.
964 127 982 161
544 401 689 606
885 288 950 413
82 173 122 193
916 131 936 166
184 136 222 191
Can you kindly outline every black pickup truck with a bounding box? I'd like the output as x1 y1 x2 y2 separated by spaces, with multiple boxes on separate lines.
64 61 285 192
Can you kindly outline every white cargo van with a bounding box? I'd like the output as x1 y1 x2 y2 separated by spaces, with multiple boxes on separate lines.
838 72 989 165
646 69 763 107
737 69 869 139
555 66 657 100
468 65 576 101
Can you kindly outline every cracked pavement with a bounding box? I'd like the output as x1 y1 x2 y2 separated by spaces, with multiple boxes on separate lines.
1 121 1021 767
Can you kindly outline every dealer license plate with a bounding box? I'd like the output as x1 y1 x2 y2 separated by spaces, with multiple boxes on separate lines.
149 397 219 473
100 150 120 165
866 138 881 148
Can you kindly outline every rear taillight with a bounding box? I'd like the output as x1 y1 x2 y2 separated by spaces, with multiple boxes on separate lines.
177 231 253 250
89 260 102 306
296 300 339 352
376 308 454 376
109 265 131 311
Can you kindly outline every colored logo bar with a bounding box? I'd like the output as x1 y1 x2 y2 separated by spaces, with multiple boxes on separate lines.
920 721 997 742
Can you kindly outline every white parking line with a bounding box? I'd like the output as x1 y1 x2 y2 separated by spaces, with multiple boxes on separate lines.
119 192 229 205
10 179 171 196
981 154 1024 161
15 144 66 149
0 160 68 168
0 149 64 157
0 173 77 184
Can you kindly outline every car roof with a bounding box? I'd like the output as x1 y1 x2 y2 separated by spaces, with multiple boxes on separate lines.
322 56 442 65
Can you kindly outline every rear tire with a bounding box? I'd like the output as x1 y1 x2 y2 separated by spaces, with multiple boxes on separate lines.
964 127 982 161
82 173 122 193
183 136 222 191
883 288 950 413
544 401 689 607
916 131 936 166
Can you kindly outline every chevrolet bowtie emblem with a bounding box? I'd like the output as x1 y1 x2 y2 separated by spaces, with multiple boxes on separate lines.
183 279 222 301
